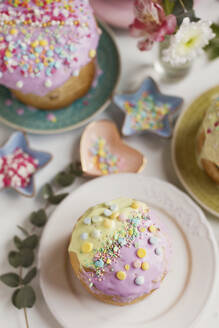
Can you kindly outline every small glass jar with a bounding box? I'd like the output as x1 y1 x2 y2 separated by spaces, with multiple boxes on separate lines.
154 37 192 79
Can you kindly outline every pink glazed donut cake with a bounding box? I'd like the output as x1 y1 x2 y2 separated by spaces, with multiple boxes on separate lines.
68 198 171 305
0 0 100 110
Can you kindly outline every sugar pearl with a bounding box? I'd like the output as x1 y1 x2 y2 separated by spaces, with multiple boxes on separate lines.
83 217 91 225
80 232 88 240
135 276 145 285
110 204 118 212
148 237 157 245
133 260 141 269
92 216 102 223
155 248 162 256
81 242 93 253
116 271 126 280
104 209 112 217
16 81 23 89
45 79 52 88
92 229 101 239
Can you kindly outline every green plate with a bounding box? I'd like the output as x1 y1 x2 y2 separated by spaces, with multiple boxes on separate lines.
0 23 120 134
172 86 219 218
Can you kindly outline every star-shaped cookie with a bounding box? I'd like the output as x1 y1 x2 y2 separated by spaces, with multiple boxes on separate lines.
0 132 52 197
114 77 183 137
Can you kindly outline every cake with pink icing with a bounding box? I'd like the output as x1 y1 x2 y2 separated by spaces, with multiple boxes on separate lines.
68 197 171 305
0 0 100 110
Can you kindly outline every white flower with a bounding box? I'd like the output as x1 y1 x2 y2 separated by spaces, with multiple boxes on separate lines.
162 17 215 65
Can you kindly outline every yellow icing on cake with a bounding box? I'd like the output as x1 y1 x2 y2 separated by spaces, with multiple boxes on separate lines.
68 198 148 269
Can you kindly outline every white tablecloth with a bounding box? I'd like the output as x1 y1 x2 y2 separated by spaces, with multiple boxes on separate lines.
1 1 219 327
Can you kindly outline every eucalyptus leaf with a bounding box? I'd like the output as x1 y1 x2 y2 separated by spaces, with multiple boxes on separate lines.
204 23 219 60
22 267 37 285
30 209 47 227
12 286 36 309
21 235 38 250
42 183 53 200
55 171 75 187
172 0 198 26
0 273 20 288
17 226 29 236
13 236 23 250
68 162 83 176
19 249 34 268
8 251 21 268
48 193 68 205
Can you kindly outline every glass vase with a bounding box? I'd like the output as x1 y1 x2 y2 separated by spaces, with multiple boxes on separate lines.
154 38 192 80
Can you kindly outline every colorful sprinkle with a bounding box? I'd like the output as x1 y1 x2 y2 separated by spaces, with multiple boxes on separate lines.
0 148 38 189
124 264 130 271
80 232 88 240
92 216 102 223
110 212 119 219
16 108 24 115
90 137 120 175
131 201 139 209
94 259 104 268
149 237 157 245
83 217 91 225
136 248 146 258
155 248 162 256
141 262 149 271
104 209 112 217
135 276 145 285
132 260 141 269
47 113 57 123
148 225 156 233
103 218 115 229
116 271 126 280
91 229 101 239
16 81 23 89
124 92 170 131
81 242 93 253
110 204 118 212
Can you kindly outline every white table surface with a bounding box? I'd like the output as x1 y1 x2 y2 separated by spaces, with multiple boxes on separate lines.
0 2 219 327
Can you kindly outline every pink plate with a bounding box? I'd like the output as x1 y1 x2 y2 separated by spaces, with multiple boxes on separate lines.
90 0 134 29
90 0 201 29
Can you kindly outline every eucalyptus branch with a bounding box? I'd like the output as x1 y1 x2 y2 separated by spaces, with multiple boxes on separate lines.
24 308 30 328
0 161 83 327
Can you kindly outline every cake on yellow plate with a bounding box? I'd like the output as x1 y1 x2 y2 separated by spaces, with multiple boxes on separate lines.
68 197 171 306
197 97 219 184
0 0 100 110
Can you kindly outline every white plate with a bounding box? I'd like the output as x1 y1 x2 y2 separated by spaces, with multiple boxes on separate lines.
38 174 218 328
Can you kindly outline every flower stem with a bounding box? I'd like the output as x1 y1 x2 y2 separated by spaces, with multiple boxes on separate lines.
24 308 30 328
178 0 187 12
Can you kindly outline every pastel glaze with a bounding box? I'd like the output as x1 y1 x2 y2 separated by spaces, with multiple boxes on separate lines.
80 120 146 177
68 198 171 304
199 98 219 166
0 0 100 96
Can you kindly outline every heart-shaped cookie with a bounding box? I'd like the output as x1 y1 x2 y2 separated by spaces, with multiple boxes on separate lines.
80 120 146 177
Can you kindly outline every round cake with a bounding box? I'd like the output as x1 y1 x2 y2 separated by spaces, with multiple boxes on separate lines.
0 0 100 110
197 98 219 184
68 197 171 306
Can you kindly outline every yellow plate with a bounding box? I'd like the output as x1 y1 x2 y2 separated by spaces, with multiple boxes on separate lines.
172 86 219 218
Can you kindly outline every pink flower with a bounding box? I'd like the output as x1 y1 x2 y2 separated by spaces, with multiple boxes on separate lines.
130 0 177 50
